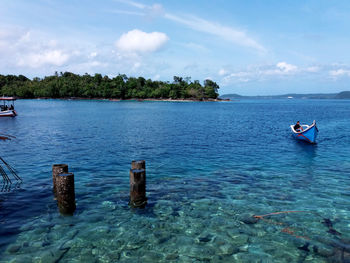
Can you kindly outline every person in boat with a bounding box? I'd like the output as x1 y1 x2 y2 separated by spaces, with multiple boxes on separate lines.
9 104 14 110
294 121 303 132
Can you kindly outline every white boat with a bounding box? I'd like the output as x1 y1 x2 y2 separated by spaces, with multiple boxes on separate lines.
0 97 17 117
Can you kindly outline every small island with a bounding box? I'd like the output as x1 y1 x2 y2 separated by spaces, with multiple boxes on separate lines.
0 73 222 101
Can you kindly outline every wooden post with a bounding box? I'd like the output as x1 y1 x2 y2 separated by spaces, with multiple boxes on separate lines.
52 164 68 196
56 172 76 215
131 160 145 170
129 160 147 207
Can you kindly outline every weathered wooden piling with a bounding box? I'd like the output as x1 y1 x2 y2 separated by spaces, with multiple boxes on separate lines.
131 160 145 170
52 164 68 195
56 172 76 215
129 160 147 207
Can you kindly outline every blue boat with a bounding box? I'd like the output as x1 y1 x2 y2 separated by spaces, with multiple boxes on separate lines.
290 120 318 143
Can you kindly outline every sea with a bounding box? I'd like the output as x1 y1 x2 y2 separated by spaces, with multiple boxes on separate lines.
0 99 349 262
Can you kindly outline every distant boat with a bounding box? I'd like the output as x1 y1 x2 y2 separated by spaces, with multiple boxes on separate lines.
290 120 318 143
287 96 293 99
0 97 17 117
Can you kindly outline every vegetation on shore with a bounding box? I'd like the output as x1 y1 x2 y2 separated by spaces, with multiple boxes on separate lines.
0 73 219 100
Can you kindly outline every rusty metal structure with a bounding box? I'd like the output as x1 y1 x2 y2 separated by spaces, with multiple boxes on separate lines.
0 134 21 191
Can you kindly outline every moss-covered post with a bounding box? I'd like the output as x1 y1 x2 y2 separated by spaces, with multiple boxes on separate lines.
56 172 76 215
52 164 68 196
129 160 147 207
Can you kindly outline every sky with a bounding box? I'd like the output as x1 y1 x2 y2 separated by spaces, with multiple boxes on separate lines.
1 0 350 95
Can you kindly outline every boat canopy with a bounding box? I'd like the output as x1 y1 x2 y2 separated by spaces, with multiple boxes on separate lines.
0 97 16 101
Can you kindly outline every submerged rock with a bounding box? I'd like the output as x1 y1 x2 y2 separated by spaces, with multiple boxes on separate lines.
7 244 21 254
313 244 335 257
196 234 213 243
165 253 179 260
239 213 259 224
219 243 237 255
233 252 266 262
40 249 67 263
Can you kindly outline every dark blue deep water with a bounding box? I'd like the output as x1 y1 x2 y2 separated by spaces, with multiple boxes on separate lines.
0 99 349 262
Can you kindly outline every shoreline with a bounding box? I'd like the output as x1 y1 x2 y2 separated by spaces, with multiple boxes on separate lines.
28 97 231 102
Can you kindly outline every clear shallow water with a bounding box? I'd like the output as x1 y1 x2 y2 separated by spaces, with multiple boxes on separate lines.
0 99 349 262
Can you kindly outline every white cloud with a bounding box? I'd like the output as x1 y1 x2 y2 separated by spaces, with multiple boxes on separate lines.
115 29 169 54
164 13 266 53
221 62 350 85
115 0 265 53
17 50 70 68
218 69 229 76
116 0 147 9
222 62 299 84
109 9 144 16
224 71 251 83
112 1 164 17
276 62 297 73
329 69 350 77
0 26 72 68
89 52 97 58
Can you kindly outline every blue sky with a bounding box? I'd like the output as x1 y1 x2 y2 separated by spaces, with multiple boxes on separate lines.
1 0 350 95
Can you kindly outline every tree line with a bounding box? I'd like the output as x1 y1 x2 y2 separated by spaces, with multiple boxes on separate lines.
0 72 220 100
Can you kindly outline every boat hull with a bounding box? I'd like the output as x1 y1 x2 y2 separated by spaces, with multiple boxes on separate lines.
291 121 318 144
0 110 17 117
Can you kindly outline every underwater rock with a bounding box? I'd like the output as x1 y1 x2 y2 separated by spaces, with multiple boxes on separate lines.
183 245 216 259
322 218 333 228
106 251 121 261
330 238 350 253
34 227 48 235
165 253 179 260
79 248 96 262
226 228 239 239
233 252 265 262
7 255 33 262
313 244 335 257
41 240 50 247
121 250 132 258
20 224 34 232
92 226 110 234
228 233 249 247
214 236 228 246
239 213 259 224
7 244 21 254
40 249 67 263
298 242 310 252
142 251 164 261
196 234 213 243
219 243 237 255
126 240 145 250
328 228 342 236
153 230 172 244
329 249 350 263
238 244 249 252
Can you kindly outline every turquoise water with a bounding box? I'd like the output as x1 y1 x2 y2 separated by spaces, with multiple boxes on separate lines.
0 99 350 262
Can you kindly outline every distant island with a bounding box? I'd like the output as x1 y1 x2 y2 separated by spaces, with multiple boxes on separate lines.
0 73 220 101
221 91 350 100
